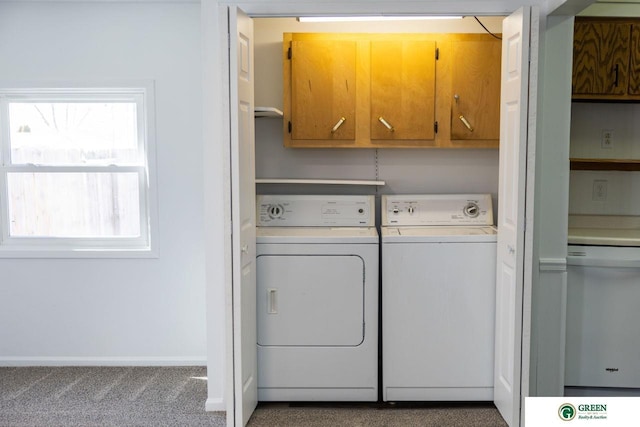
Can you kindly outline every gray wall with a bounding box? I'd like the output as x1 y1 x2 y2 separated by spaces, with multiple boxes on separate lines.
0 2 206 365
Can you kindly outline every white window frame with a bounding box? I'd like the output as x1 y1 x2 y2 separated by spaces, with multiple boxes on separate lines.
0 83 158 258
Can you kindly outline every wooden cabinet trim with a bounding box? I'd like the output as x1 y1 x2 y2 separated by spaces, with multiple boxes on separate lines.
570 158 640 171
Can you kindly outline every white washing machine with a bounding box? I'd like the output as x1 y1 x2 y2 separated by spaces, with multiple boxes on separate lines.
256 194 378 402
381 194 497 402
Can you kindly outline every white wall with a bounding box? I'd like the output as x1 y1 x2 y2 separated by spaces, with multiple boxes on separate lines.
0 2 206 365
254 17 502 202
531 14 574 397
570 103 640 215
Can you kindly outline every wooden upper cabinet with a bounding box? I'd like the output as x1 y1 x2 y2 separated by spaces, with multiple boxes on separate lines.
573 20 631 96
283 33 501 148
370 40 436 143
290 40 357 141
449 39 501 142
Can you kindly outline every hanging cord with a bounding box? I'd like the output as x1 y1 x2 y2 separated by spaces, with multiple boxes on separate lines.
474 16 502 40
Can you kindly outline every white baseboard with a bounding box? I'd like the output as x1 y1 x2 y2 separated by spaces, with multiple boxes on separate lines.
0 356 207 366
206 397 226 412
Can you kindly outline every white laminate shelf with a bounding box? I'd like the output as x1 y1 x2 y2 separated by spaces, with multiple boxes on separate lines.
255 179 386 186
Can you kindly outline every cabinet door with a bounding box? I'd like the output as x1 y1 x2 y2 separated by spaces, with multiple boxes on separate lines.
450 39 501 141
289 40 357 141
629 25 640 95
573 21 631 96
370 40 436 142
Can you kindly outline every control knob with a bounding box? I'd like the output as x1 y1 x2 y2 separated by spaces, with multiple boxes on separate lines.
267 204 284 219
463 202 480 218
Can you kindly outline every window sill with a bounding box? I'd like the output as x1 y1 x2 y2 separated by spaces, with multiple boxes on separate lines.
0 247 159 259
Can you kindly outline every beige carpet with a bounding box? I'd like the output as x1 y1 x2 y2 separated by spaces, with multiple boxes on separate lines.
0 366 224 427
1 367 507 426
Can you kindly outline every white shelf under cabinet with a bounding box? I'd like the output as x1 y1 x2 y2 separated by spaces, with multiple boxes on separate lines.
255 179 386 186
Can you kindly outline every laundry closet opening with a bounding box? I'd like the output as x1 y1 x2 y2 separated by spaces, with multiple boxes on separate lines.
251 13 505 401
221 3 536 424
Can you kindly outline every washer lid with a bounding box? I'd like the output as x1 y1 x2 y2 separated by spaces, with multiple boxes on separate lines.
382 226 497 243
257 226 379 244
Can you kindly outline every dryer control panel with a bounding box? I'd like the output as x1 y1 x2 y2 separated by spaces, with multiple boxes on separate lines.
382 194 494 226
257 195 375 227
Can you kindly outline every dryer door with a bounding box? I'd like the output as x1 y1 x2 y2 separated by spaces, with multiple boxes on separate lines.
257 254 365 346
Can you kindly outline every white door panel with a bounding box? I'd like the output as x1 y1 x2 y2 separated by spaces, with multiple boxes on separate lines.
230 6 257 427
495 6 531 427
256 254 365 346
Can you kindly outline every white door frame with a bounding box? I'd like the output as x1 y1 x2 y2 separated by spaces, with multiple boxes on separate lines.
203 0 550 424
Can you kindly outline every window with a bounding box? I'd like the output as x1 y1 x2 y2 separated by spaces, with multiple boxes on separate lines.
0 86 156 256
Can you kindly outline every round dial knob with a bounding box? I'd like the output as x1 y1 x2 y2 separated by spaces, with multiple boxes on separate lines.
267 204 284 219
407 206 415 215
463 202 480 218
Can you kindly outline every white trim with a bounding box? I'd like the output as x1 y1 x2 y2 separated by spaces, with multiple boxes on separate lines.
521 8 540 423
539 257 567 272
255 178 385 186
205 397 226 412
0 82 159 258
206 2 545 425
0 357 207 366
221 1 542 17
0 0 200 2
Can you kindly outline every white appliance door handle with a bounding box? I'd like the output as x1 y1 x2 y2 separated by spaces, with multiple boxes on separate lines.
267 288 278 314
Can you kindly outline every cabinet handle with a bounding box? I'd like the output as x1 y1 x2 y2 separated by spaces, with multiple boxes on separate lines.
459 115 474 132
378 116 395 132
331 117 346 133
614 64 619 87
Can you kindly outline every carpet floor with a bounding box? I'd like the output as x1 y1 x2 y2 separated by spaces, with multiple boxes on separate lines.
249 402 508 427
0 366 224 427
0 367 508 426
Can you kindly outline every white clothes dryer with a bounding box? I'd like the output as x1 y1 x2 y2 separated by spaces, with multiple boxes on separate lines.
381 194 497 402
256 195 379 402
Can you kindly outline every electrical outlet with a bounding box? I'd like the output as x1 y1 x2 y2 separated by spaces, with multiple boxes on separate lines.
593 180 608 201
601 129 614 149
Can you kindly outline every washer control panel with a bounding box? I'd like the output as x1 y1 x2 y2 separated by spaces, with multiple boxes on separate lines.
382 194 493 226
257 195 374 227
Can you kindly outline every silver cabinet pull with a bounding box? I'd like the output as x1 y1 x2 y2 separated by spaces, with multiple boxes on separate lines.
331 116 346 133
459 115 474 132
508 245 515 255
241 245 248 254
378 116 395 132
